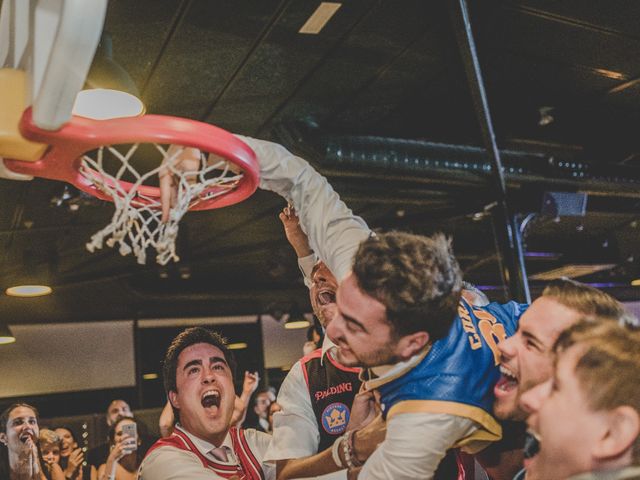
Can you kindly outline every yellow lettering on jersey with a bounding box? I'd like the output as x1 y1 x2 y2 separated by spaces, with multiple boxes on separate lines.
458 304 482 350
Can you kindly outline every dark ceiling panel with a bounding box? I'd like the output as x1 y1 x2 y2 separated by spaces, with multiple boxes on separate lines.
2 0 640 325
203 0 376 133
266 0 439 131
104 0 182 92
495 5 640 80
518 0 640 39
140 0 285 120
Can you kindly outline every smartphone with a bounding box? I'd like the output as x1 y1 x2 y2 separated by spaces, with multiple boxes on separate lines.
121 423 138 452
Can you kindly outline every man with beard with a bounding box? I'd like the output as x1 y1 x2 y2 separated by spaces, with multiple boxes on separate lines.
520 319 640 480
138 327 274 480
489 279 632 479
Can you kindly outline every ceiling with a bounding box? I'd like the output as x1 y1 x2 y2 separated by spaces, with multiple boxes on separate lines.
2 0 640 325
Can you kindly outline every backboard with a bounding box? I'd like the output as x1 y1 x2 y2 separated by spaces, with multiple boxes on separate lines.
0 0 107 172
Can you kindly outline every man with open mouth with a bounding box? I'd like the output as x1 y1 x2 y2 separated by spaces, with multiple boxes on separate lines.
264 206 375 480
488 279 632 480
519 319 640 480
138 327 274 480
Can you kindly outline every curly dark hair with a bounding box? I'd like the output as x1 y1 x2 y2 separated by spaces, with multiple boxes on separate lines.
352 232 462 341
162 327 236 420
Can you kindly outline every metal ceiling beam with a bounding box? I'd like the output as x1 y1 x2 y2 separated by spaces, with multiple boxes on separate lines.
449 0 530 303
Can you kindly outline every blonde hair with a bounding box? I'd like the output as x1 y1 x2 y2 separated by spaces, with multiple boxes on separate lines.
542 278 635 325
554 320 640 463
38 428 61 448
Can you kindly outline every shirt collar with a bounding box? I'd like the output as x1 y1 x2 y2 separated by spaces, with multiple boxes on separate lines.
320 335 337 362
174 424 234 460
363 346 430 391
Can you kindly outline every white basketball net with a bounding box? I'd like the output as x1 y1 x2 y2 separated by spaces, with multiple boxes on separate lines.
80 143 243 265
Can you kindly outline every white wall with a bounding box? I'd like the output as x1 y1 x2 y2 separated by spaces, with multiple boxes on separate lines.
0 321 135 397
261 314 309 369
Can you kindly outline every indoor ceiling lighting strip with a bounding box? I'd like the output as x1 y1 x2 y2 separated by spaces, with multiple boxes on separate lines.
138 316 257 328
299 2 342 34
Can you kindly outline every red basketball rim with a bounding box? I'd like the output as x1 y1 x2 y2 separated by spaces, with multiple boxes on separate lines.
4 108 259 210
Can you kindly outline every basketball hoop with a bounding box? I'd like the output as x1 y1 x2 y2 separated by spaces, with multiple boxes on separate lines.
4 108 259 264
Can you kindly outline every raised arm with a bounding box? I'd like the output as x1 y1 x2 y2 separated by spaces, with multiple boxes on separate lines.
239 136 371 281
158 137 371 279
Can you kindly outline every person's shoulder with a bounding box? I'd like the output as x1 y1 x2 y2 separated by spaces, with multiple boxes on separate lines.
238 427 272 455
138 445 201 479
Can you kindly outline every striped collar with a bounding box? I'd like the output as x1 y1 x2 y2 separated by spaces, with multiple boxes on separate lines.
174 424 236 464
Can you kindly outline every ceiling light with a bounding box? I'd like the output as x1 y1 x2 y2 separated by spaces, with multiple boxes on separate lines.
73 32 145 120
73 89 144 120
0 323 16 345
299 2 341 34
142 373 159 380
6 285 53 297
631 279 640 287
284 308 311 330
228 342 248 350
529 264 616 281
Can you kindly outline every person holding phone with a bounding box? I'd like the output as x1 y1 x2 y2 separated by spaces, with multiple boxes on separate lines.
97 417 139 480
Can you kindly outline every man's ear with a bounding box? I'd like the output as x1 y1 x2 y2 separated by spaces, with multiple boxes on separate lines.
594 406 640 461
397 331 430 360
168 390 180 410
0 432 6 446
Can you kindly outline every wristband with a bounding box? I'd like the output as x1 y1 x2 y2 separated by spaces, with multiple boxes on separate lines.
331 435 344 468
342 430 362 470
349 429 363 467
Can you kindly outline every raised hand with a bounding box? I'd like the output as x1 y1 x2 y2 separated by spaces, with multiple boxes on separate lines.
347 389 381 432
242 371 260 397
63 447 84 479
159 146 201 223
278 205 312 258
110 433 137 462
16 434 40 479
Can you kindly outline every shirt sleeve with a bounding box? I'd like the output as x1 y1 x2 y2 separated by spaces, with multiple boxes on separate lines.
239 135 372 281
358 413 478 480
298 253 317 288
242 429 276 480
138 447 226 480
264 361 321 462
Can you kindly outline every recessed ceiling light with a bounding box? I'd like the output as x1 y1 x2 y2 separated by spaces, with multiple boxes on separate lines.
0 323 15 345
6 285 53 297
631 279 640 286
299 2 341 34
142 373 159 380
228 342 248 350
73 89 145 120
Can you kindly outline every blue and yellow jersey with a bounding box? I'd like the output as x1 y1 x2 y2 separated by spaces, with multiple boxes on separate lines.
372 299 527 452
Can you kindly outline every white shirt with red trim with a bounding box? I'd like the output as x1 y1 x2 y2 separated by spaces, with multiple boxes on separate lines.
138 424 274 480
